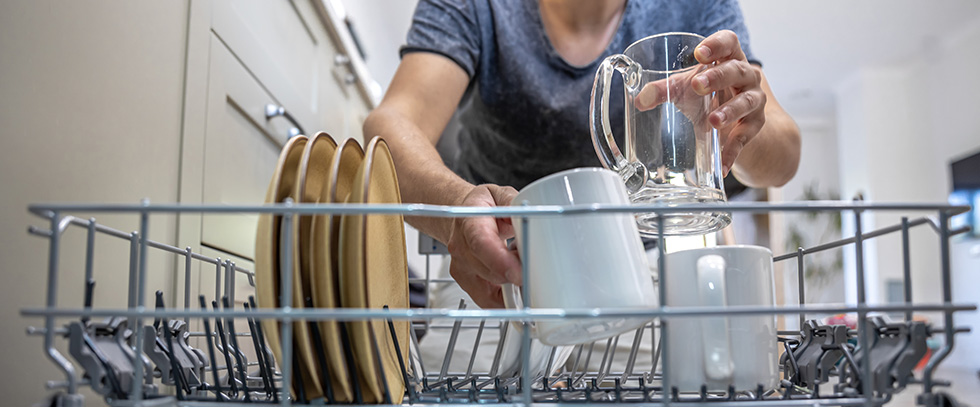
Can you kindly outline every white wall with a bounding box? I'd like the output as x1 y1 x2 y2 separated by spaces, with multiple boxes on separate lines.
775 117 844 313
918 17 980 370
0 2 188 405
833 15 980 369
340 0 418 91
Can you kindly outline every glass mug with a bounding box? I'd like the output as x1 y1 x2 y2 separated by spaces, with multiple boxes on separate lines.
590 32 731 236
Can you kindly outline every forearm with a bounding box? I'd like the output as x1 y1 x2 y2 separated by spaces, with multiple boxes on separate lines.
363 105 474 243
730 73 801 188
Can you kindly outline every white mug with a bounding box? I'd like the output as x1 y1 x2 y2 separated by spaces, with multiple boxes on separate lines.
503 168 658 346
663 245 779 392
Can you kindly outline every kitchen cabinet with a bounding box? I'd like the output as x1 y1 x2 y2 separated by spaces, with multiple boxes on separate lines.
177 0 377 311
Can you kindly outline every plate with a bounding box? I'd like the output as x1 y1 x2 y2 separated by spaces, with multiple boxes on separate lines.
254 135 308 397
339 136 410 403
292 132 339 399
308 137 364 402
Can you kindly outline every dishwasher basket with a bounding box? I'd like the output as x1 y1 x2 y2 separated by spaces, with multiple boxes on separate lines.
21 200 975 407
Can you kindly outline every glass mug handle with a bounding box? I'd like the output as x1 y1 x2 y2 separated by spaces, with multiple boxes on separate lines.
590 54 645 193
696 255 735 382
501 283 537 334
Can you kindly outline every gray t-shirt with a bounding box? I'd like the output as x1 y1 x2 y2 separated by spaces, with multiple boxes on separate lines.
402 0 757 190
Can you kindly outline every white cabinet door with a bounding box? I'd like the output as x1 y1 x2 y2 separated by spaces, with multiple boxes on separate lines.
211 0 350 139
200 35 290 260
185 0 373 262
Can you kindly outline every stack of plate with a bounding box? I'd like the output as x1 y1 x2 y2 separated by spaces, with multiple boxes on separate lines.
255 133 410 403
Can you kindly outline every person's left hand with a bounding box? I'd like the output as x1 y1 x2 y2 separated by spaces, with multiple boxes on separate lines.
635 30 766 176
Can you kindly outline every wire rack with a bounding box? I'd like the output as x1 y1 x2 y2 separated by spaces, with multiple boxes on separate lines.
20 200 976 407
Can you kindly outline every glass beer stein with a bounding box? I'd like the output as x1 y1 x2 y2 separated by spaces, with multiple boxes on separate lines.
590 32 731 236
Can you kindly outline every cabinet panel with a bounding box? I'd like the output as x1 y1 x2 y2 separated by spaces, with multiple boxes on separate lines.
189 0 375 262
201 35 287 260
212 0 327 131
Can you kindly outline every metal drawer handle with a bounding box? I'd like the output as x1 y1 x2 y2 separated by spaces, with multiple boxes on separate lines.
264 104 305 138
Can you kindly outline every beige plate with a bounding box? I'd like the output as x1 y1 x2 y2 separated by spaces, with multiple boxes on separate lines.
293 132 339 399
339 136 410 403
254 135 307 397
309 138 364 402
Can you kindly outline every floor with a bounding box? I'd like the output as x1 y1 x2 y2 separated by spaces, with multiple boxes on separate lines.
889 365 978 407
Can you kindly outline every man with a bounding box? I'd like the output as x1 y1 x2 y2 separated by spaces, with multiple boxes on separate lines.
364 0 800 308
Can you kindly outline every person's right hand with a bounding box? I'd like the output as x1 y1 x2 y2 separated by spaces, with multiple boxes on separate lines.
447 184 523 309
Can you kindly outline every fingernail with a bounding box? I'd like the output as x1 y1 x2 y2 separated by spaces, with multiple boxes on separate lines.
696 45 712 61
722 164 731 176
636 87 658 109
694 75 709 94
635 92 648 109
712 110 727 126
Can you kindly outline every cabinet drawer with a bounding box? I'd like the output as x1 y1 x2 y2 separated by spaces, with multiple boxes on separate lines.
201 35 291 260
212 0 331 131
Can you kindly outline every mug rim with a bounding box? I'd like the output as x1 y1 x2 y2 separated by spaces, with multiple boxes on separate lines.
513 167 619 205
665 244 774 257
623 31 705 75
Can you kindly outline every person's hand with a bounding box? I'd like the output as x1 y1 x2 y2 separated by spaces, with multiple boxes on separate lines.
447 184 522 308
635 30 766 176
691 30 767 175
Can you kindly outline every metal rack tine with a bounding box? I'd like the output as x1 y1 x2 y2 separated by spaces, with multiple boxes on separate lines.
221 296 251 402
247 296 278 402
155 291 191 398
409 321 427 378
339 321 364 404
901 217 913 322
568 344 584 379
199 296 228 401
291 348 308 403
152 290 165 329
574 341 597 387
211 300 239 398
366 321 393 404
183 247 193 327
464 319 487 380
488 321 508 378
439 299 466 380
162 320 189 399
244 299 275 400
385 305 415 403
82 279 94 325
649 328 662 385
595 336 618 384
779 336 801 383
213 260 222 316
305 310 335 404
620 325 645 383
543 346 557 383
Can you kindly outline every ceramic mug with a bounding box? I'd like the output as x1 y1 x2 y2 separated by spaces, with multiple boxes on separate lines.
663 245 779 392
503 168 658 346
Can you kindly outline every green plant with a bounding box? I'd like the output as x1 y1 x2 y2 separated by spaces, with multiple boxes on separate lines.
786 182 844 294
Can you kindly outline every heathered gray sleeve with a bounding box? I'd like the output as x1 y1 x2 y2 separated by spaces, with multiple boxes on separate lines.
697 0 759 65
400 0 482 77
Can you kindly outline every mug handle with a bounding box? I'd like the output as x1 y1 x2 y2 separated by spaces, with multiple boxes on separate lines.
590 54 645 193
696 254 734 382
501 283 537 335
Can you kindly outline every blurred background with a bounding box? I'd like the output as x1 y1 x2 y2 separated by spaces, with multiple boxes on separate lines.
1 0 978 405
336 0 980 395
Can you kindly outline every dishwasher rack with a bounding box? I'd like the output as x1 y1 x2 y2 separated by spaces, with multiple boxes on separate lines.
20 200 975 407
